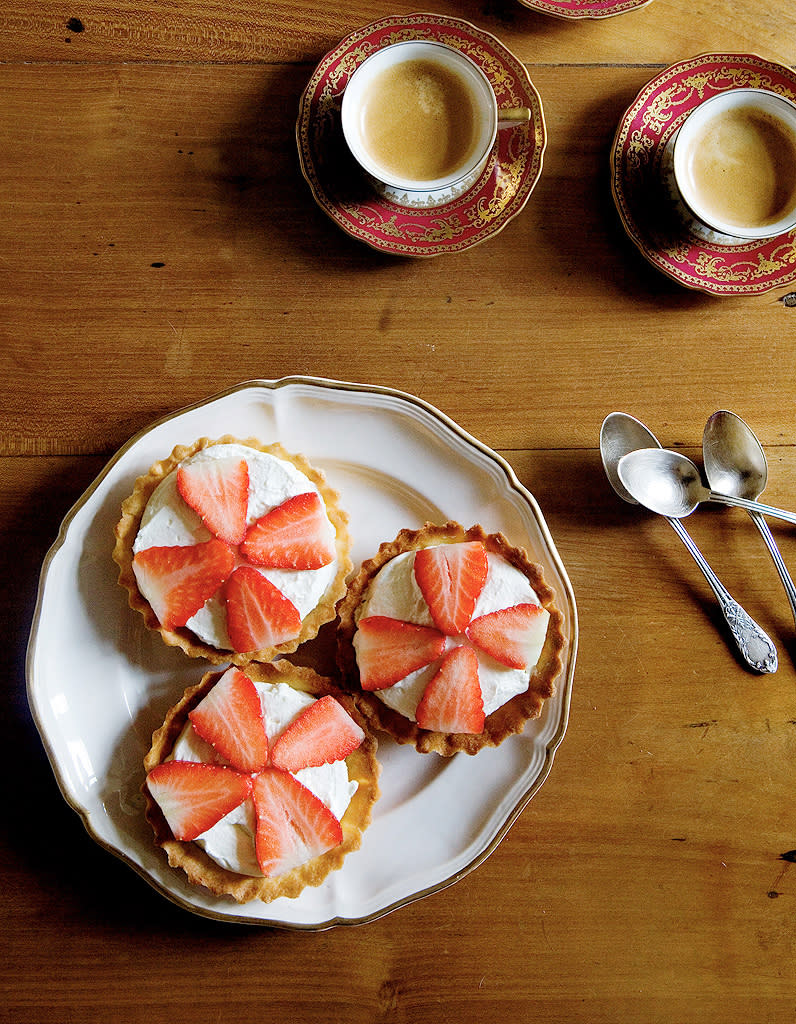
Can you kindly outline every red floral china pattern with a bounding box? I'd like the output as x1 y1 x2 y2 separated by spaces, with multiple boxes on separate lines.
516 0 652 18
296 14 546 258
611 53 796 297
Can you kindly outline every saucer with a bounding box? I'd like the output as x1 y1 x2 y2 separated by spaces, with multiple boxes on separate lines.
610 53 796 296
296 14 546 257
515 0 653 18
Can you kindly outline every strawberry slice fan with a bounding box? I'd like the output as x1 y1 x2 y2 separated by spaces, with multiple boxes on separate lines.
146 667 365 877
132 456 336 653
357 542 549 734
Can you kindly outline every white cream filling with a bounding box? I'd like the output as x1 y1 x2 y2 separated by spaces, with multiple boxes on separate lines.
353 550 548 719
170 681 358 876
132 444 338 648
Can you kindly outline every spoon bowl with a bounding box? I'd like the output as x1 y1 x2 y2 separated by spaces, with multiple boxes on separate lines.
599 412 661 504
703 410 767 500
618 446 796 525
617 447 706 517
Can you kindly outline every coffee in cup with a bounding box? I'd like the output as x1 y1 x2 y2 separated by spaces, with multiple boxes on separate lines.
672 88 796 239
341 41 530 206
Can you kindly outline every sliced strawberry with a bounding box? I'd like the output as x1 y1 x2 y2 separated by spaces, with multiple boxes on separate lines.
240 491 335 570
252 767 343 877
133 538 235 630
466 603 550 670
415 645 485 734
270 695 364 771
354 615 446 691
413 542 489 636
176 456 249 545
223 565 302 653
188 666 269 772
146 760 252 841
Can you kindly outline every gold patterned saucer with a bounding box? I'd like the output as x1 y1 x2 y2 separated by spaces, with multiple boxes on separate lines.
296 13 546 257
516 0 653 17
611 53 796 296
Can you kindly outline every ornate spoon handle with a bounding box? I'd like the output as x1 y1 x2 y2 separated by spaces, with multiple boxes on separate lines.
748 509 796 628
666 516 778 673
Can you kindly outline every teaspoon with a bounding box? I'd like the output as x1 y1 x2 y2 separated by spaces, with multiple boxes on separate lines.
601 413 777 673
703 410 796 628
618 447 796 526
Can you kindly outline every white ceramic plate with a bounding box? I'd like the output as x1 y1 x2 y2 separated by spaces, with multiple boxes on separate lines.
26 377 577 929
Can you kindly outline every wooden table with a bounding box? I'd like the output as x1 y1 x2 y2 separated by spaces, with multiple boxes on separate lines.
3 2 796 1021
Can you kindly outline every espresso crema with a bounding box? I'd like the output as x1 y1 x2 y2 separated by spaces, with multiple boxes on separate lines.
358 58 480 183
682 105 796 229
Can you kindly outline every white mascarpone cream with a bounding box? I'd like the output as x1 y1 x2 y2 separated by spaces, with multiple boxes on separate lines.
170 681 358 876
353 550 548 720
132 443 338 649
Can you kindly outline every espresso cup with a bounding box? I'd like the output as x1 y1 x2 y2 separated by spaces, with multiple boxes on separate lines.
341 40 530 206
672 88 796 239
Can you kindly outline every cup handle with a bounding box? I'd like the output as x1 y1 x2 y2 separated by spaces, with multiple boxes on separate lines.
497 106 531 129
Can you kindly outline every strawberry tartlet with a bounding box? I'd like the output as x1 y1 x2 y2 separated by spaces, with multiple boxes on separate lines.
113 436 352 664
337 522 566 756
143 660 380 903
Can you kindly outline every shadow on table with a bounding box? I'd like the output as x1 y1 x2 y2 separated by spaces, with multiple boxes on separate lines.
213 63 407 272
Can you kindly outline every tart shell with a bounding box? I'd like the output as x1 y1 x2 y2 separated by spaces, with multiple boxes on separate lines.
336 521 566 756
142 660 380 904
113 435 352 665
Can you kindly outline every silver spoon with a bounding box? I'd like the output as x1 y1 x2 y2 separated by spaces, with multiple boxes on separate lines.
703 410 796 628
601 413 777 673
618 447 796 526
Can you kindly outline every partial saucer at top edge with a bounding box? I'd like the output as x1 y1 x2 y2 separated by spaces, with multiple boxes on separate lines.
516 0 653 19
610 52 796 297
295 13 546 258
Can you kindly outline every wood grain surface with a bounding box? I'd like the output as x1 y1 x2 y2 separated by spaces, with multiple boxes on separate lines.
2 2 795 1022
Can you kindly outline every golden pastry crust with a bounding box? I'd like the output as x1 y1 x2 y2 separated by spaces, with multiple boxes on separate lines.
142 660 380 904
337 521 566 757
113 435 352 665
